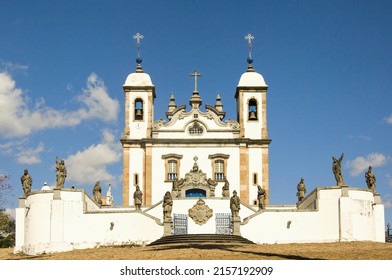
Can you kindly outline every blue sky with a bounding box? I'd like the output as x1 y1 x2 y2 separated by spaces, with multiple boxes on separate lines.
1 1 391 226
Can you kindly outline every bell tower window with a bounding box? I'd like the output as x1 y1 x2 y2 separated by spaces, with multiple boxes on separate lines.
248 99 258 121
134 99 144 121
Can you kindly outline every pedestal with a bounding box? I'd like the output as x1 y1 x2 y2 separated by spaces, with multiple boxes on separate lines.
163 220 173 236
232 216 241 236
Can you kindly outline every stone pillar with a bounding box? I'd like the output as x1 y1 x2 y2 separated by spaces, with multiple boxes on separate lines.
232 217 241 236
18 197 26 208
53 188 61 200
163 220 173 237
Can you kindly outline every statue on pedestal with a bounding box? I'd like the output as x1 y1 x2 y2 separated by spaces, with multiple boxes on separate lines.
92 181 102 206
134 185 143 210
257 185 266 210
296 177 306 202
332 153 345 186
365 166 376 193
20 169 32 196
55 156 67 189
230 190 240 218
162 191 173 221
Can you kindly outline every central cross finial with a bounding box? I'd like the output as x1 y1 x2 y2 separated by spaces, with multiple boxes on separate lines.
245 33 254 46
189 70 202 92
133 33 144 66
245 33 255 70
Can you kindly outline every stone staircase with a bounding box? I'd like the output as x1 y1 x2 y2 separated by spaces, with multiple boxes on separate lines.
148 234 254 246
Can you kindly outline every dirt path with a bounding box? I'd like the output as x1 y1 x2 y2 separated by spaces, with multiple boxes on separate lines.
1 242 392 260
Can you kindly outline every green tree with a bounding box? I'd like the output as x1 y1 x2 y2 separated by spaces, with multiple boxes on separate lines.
0 174 15 248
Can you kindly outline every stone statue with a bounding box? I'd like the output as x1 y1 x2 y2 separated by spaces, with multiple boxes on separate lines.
296 177 306 202
230 190 240 218
365 166 376 193
332 153 345 186
106 184 114 206
172 178 184 198
92 181 102 205
20 169 32 196
162 191 173 221
134 185 143 210
257 185 266 210
222 176 230 198
55 156 67 189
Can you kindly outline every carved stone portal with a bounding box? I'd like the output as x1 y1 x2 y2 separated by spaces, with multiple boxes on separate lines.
172 156 217 198
188 198 213 225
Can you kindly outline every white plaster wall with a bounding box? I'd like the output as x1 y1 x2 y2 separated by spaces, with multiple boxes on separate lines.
18 190 163 255
16 187 385 255
248 147 263 204
128 147 144 204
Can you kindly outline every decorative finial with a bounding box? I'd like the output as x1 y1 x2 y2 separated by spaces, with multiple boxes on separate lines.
133 33 144 72
245 33 255 71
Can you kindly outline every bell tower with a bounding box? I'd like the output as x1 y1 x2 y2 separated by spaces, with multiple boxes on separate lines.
121 33 155 206
235 34 271 205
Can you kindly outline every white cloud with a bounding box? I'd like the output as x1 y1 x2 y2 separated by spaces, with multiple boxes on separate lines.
346 153 390 176
0 139 45 165
0 60 29 73
16 143 45 165
64 129 122 186
0 72 120 138
385 115 392 125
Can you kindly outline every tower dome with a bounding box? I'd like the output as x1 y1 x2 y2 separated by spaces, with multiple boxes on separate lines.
237 70 267 87
123 71 154 87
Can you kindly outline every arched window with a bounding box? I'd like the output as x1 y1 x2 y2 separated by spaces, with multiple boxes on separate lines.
248 99 258 120
134 98 143 120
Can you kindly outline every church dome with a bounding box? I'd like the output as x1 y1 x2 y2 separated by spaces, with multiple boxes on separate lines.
237 70 267 87
123 71 154 87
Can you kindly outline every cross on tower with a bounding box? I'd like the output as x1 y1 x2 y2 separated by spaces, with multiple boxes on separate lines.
133 33 144 62
245 33 254 60
189 70 202 92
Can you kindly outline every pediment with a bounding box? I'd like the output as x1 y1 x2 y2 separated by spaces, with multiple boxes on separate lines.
153 105 240 133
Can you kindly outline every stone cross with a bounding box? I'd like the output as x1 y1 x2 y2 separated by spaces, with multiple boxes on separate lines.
189 70 202 92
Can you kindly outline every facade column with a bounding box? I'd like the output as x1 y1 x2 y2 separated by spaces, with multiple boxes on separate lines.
145 144 153 205
239 144 249 203
122 146 130 206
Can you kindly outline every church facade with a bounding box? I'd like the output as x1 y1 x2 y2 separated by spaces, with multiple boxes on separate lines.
121 61 270 209
14 38 385 255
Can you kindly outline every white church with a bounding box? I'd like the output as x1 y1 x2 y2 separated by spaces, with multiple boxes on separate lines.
14 35 385 255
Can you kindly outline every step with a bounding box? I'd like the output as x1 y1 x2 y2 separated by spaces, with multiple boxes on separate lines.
148 234 254 246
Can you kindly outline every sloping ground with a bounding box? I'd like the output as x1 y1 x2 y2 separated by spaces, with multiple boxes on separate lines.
1 242 392 260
